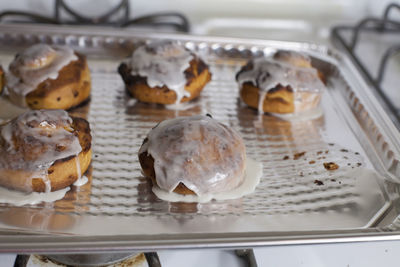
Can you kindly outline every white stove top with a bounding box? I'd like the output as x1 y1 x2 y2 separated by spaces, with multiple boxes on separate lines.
0 1 400 266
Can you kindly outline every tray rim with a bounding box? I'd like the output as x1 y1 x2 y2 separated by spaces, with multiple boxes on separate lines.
0 23 400 251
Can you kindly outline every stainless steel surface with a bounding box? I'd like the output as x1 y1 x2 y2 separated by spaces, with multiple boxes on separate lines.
0 24 400 252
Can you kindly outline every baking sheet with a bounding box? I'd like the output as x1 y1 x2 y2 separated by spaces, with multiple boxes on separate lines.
0 24 400 252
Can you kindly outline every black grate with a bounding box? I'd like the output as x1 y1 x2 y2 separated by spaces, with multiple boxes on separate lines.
0 0 190 32
332 3 400 129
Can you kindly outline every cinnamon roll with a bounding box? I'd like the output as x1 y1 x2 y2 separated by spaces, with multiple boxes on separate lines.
236 50 326 114
118 40 211 105
139 115 247 197
6 44 91 110
0 109 92 193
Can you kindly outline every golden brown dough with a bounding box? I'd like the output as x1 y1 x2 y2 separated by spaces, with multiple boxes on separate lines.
25 53 91 110
237 51 325 114
7 44 91 110
118 42 211 105
0 110 92 192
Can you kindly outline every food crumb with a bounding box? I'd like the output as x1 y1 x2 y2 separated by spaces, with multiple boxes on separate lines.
283 155 289 160
323 162 339 171
328 143 334 146
357 162 362 167
317 151 323 155
330 179 336 182
293 151 306 160
299 172 304 177
314 180 324 186
355 152 360 155
325 150 329 154
340 149 349 152
309 160 316 164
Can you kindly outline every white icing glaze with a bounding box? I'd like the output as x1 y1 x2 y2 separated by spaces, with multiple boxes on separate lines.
73 175 88 187
0 186 70 206
128 40 193 104
140 115 246 196
6 44 78 107
152 158 262 203
271 106 324 122
0 109 82 192
237 52 325 113
165 101 200 111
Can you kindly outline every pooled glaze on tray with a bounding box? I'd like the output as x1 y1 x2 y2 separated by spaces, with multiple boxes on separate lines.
6 44 77 107
152 158 262 203
139 115 247 196
127 40 194 104
0 186 70 206
0 109 82 192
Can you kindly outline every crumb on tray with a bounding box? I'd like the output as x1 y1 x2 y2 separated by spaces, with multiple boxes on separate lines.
323 162 339 171
293 151 306 160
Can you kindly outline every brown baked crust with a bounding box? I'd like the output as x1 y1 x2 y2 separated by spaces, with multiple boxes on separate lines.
238 51 325 114
25 53 91 110
240 83 295 114
118 57 211 105
139 142 196 195
0 117 92 193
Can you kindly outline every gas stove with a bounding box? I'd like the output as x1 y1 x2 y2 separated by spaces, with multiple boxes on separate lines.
0 1 400 267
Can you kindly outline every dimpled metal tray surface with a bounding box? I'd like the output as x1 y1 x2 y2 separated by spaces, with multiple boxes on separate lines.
1 24 400 253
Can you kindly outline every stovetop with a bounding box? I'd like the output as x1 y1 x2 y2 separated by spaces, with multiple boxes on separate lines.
0 1 400 267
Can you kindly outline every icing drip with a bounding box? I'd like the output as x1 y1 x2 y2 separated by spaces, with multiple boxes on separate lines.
73 175 88 187
236 52 325 113
152 157 262 203
140 115 246 196
237 57 325 94
128 40 194 104
6 44 78 107
0 109 82 192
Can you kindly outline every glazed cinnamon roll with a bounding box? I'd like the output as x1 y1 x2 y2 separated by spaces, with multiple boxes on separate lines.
0 109 92 193
139 115 246 196
236 50 326 114
118 40 211 105
6 44 91 110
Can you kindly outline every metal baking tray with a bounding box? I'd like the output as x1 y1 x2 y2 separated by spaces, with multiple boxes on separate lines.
1 24 400 253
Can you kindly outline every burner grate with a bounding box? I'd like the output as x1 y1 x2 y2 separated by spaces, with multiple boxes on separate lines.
332 3 400 129
0 0 190 32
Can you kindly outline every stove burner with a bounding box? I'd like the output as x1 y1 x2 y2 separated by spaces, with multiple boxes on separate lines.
332 3 400 128
14 252 159 267
0 0 190 32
